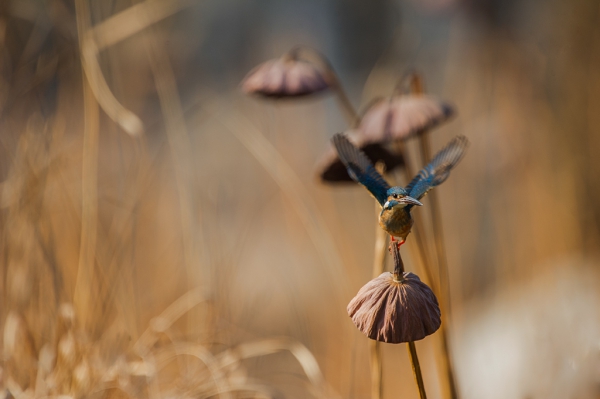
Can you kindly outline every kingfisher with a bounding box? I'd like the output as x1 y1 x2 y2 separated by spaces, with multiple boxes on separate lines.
332 134 468 247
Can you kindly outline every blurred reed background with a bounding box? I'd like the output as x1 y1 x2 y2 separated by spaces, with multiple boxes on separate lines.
1 0 600 398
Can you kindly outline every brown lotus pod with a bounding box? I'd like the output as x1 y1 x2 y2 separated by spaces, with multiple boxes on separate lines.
241 49 332 98
316 130 404 182
347 244 441 343
358 95 454 144
348 271 441 343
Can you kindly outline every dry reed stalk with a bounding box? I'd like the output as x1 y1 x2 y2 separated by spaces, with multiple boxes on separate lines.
134 288 206 356
410 76 450 309
409 74 459 399
391 119 458 399
143 29 201 288
300 47 360 125
363 72 457 399
1 6 344 399
216 337 340 399
74 0 139 340
407 341 427 399
295 46 359 125
1 274 334 399
369 163 387 399
368 339 382 399
140 26 217 348
79 26 143 136
90 0 194 51
389 139 456 399
73 0 100 332
78 0 195 137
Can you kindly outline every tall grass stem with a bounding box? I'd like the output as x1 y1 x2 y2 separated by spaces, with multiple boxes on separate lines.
410 73 459 399
73 0 100 332
333 83 359 126
291 46 358 125
370 186 388 399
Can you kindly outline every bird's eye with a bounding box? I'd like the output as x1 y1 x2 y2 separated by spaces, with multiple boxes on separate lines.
393 194 399 199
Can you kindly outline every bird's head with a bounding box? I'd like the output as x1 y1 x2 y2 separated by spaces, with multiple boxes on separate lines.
383 187 423 211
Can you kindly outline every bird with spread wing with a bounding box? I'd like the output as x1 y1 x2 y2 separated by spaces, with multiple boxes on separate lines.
332 134 469 247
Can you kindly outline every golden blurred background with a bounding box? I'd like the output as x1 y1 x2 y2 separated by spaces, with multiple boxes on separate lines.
1 0 599 398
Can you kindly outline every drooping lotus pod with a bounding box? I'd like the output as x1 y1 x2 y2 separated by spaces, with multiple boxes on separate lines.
358 95 454 144
348 271 441 343
317 130 404 182
241 50 333 98
348 243 440 343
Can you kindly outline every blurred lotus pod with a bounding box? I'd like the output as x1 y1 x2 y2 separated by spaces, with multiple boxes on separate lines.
347 271 441 343
241 50 333 98
358 95 454 144
317 130 404 182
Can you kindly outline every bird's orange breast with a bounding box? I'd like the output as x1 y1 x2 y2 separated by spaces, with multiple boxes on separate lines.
379 209 413 240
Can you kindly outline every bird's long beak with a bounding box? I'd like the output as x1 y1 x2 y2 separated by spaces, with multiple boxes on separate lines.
399 196 423 206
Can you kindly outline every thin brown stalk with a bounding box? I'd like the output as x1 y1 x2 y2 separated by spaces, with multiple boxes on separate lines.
79 0 195 137
144 30 201 288
418 136 450 308
367 254 382 399
90 0 194 50
370 176 387 399
79 31 143 136
409 73 459 399
408 74 450 308
73 0 100 332
369 340 382 399
437 326 459 399
369 225 388 399
291 46 358 125
141 26 211 348
407 341 427 399
394 142 436 292
332 83 359 126
392 137 456 399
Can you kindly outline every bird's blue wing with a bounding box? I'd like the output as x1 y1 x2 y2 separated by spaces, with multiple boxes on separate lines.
406 135 469 201
332 134 391 206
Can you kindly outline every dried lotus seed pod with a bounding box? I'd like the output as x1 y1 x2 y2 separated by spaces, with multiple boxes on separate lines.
348 271 441 343
241 49 332 98
347 243 440 343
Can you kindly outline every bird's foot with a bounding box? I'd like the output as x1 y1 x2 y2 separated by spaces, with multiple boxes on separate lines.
389 236 405 248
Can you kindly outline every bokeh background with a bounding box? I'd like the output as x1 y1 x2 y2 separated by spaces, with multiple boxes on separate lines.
1 0 600 398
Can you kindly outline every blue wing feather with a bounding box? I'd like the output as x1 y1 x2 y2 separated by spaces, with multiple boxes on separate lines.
406 135 469 203
332 134 391 206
